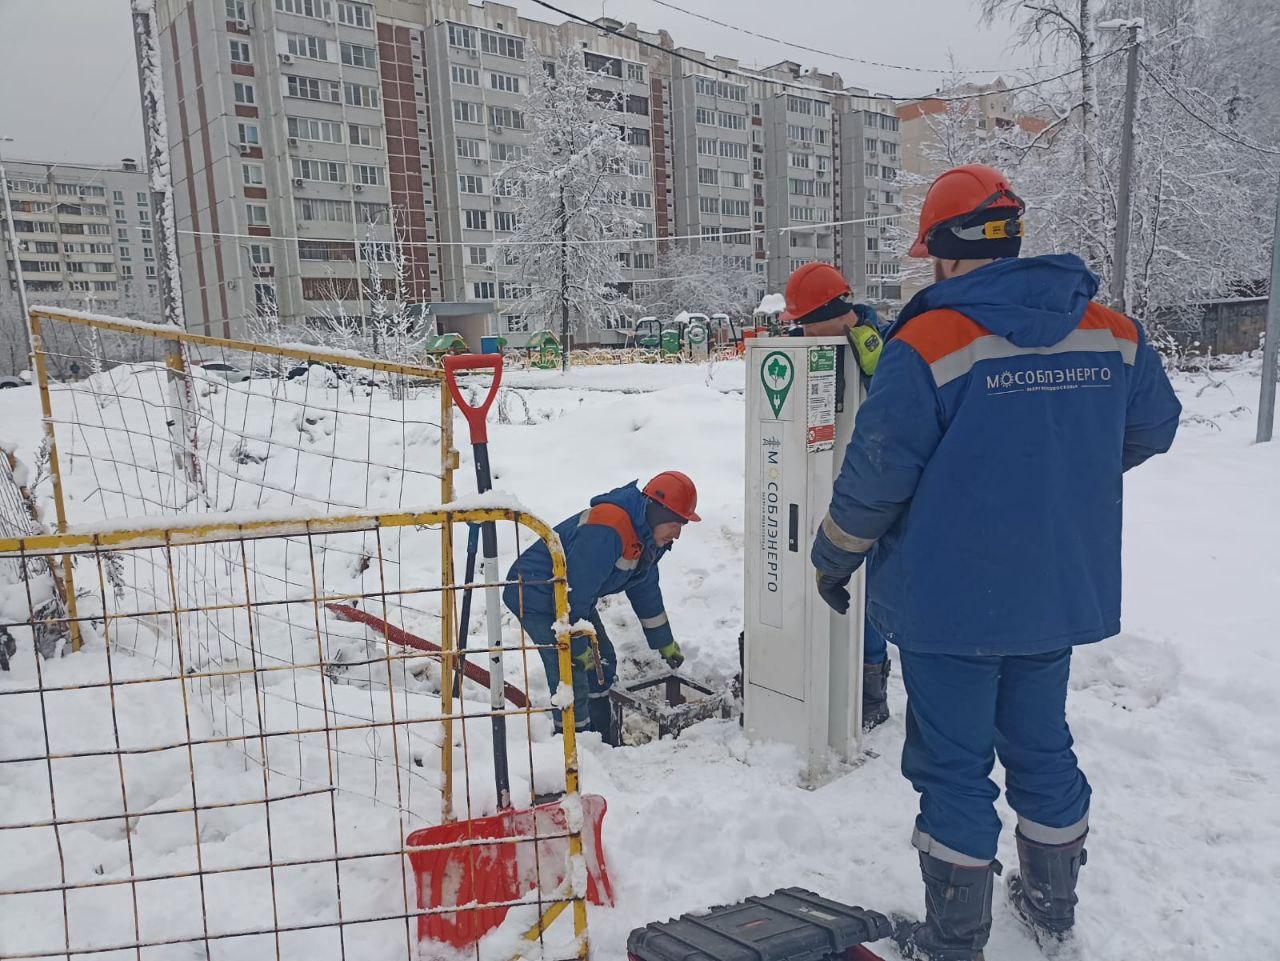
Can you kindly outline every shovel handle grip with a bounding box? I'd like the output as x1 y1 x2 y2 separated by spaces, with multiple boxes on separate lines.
443 353 503 444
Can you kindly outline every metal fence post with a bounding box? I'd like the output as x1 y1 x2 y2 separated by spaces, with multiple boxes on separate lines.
1257 173 1280 444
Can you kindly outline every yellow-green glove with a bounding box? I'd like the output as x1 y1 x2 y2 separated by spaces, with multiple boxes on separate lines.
658 640 684 670
847 324 883 377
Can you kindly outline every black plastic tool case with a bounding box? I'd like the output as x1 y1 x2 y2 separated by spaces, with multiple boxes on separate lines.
627 888 893 961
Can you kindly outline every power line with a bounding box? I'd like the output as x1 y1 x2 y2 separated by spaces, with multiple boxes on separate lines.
528 0 1115 104
175 211 904 250
1139 62 1280 157
646 0 1030 77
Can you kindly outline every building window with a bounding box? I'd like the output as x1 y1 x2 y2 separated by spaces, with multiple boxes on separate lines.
349 163 384 186
881 166 897 181
248 243 272 266
140 228 153 242
336 1 373 28
347 123 380 147
254 282 277 308
354 201 388 224
698 196 718 215
288 116 344 144
234 81 256 105
627 62 645 83
340 42 376 69
229 40 251 64
276 0 330 17
242 163 265 188
481 31 523 59
112 189 124 204
583 51 621 77
718 81 746 102
700 226 721 241
787 96 813 115
881 140 898 157
451 64 479 86
344 81 379 108
626 95 649 116
697 138 717 156
787 124 812 143
114 208 127 223
630 191 652 208
448 24 476 50
294 197 351 222
503 314 527 332
120 264 133 278
629 159 650 178
456 137 483 159
865 162 878 178
489 71 520 94
883 191 897 205
458 174 485 194
143 246 155 261
718 112 745 131
694 76 715 96
697 167 719 186
628 127 650 147
292 158 346 183
493 210 517 232
472 281 495 300
463 209 488 230
695 107 715 126
789 178 814 196
237 122 260 146
721 198 749 217
466 245 489 266
286 34 329 61
453 101 482 124
138 209 150 224
634 252 654 270
494 142 525 162
488 106 524 129
719 141 747 161
226 0 249 20
789 152 811 169
286 75 340 102
116 228 129 242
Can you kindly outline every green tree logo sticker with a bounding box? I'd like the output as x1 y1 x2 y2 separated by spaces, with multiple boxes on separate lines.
760 351 794 417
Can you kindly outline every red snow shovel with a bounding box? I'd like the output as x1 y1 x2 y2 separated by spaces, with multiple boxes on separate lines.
408 353 613 952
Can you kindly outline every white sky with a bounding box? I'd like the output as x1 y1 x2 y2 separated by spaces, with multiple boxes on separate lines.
0 0 1036 166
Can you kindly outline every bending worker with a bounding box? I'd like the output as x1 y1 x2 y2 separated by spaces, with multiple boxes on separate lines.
777 261 893 730
811 163 1180 960
503 473 698 744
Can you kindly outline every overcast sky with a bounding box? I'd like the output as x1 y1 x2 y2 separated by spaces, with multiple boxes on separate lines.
0 0 1035 166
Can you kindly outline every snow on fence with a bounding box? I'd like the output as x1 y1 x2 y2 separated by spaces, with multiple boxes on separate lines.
0 310 596 958
0 508 594 961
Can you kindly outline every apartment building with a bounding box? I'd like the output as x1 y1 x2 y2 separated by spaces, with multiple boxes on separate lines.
154 0 664 344
666 53 755 281
895 78 1035 300
1 159 162 374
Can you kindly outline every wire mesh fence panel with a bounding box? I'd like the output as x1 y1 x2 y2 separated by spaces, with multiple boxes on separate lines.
0 509 593 961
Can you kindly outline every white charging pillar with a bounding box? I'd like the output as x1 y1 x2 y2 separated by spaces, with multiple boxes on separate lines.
744 336 864 778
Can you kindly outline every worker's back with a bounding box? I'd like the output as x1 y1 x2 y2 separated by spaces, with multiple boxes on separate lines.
828 254 1181 655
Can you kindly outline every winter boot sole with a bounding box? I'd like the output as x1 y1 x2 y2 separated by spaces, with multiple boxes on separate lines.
1006 875 1077 956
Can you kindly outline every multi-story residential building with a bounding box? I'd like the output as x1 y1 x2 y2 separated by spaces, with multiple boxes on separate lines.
666 53 756 282
895 79 1042 300
148 0 909 344
154 0 664 345
1 159 162 374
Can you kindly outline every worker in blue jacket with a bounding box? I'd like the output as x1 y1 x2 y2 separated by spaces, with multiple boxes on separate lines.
503 472 699 744
810 164 1181 961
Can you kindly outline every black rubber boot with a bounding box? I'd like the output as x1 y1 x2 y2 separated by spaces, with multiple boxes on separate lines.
1007 829 1088 939
588 696 620 747
893 852 999 961
862 658 891 730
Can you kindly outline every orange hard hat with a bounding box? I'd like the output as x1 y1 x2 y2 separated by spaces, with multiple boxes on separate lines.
643 470 701 522
909 163 1024 258
779 262 851 323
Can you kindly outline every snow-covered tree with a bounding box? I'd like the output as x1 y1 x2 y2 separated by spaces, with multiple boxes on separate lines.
498 45 642 370
648 245 761 317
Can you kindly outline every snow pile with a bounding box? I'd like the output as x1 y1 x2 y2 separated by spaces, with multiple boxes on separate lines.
756 292 786 315
1 357 1277 959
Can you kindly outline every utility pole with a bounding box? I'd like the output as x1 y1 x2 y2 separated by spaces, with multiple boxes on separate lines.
1256 172 1280 444
0 137 33 365
1109 20 1143 313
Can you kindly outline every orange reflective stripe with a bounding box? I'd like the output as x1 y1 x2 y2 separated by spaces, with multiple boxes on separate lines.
896 308 991 365
1078 302 1138 343
584 503 643 560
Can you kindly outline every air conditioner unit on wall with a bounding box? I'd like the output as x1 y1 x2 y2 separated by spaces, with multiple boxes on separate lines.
293 177 304 187
287 137 298 147
279 53 294 64
353 184 364 192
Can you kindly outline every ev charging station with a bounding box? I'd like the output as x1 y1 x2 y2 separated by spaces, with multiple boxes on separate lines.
744 336 864 779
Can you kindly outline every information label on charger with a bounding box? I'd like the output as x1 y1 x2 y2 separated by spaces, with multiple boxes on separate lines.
806 347 836 452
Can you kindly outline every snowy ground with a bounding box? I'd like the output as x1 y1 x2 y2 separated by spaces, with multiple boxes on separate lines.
1 355 1277 960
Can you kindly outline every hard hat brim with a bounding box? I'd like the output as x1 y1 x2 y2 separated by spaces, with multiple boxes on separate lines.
908 235 930 258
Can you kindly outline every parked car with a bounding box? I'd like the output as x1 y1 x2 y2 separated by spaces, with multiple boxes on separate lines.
0 375 27 389
195 362 250 383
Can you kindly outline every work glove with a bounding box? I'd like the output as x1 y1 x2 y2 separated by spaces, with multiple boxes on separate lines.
815 569 853 616
847 322 883 378
658 640 684 670
572 647 597 672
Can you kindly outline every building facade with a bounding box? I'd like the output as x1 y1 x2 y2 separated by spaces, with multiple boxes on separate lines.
1 159 162 374
150 0 904 345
